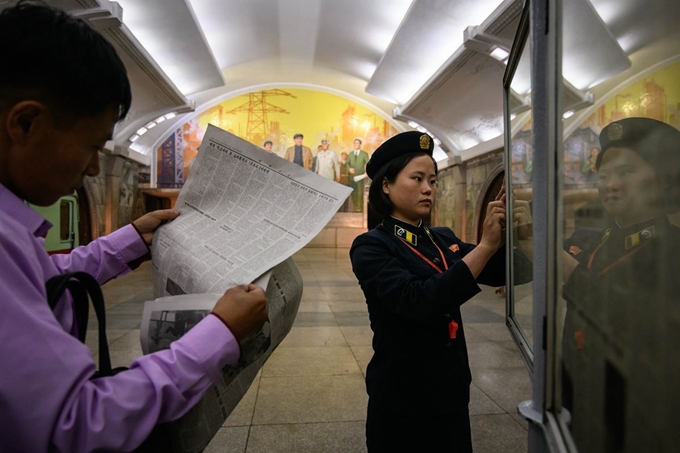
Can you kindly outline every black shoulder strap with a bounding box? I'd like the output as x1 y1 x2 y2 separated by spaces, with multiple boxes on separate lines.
45 272 113 375
45 273 173 451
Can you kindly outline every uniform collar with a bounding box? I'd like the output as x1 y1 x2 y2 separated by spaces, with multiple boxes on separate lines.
381 216 425 245
607 215 670 250
0 183 52 238
612 215 670 236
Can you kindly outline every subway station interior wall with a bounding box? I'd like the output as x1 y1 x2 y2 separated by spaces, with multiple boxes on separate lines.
87 154 140 237
432 166 461 234
431 153 502 242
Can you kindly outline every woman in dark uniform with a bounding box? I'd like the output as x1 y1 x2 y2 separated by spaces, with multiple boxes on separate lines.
350 131 526 452
561 118 680 453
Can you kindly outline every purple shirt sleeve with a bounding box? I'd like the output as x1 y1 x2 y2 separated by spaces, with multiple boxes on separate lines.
0 222 241 452
49 224 150 284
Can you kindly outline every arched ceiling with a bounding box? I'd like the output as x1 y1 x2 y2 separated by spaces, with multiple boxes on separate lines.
11 0 679 166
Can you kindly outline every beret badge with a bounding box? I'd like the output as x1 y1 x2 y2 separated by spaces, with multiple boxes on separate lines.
419 134 431 150
608 123 624 141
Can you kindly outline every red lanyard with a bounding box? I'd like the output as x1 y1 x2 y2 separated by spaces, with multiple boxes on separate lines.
396 227 458 339
398 228 449 274
586 229 610 270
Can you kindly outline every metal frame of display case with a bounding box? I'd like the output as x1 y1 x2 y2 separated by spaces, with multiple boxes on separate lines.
503 0 534 376
504 0 575 451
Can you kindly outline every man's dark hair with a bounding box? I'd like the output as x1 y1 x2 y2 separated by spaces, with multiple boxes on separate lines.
294 133 304 139
368 152 438 216
0 1 132 122
354 138 362 144
263 140 273 146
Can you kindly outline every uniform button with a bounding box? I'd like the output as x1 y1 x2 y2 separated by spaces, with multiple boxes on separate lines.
641 229 652 239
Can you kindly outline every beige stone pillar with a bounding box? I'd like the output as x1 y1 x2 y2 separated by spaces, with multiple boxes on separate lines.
104 155 126 235
450 157 467 241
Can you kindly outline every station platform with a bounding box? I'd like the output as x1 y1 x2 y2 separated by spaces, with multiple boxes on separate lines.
94 248 530 452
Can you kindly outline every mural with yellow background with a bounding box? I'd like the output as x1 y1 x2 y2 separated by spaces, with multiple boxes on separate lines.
156 88 399 186
511 60 680 186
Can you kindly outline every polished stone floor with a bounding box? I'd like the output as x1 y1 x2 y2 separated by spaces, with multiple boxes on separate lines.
93 248 531 452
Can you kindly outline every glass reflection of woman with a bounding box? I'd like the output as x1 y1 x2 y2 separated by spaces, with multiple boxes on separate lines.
561 118 680 453
350 131 531 452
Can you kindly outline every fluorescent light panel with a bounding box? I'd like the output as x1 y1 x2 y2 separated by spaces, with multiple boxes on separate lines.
490 46 509 61
367 0 505 105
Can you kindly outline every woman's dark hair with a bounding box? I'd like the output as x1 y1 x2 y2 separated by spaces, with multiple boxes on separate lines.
0 1 132 122
368 152 438 216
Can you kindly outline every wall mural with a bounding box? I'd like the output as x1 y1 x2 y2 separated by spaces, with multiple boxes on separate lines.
510 60 680 187
156 87 399 191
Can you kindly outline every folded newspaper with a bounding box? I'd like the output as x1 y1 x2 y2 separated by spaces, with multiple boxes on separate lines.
144 125 352 452
141 258 301 452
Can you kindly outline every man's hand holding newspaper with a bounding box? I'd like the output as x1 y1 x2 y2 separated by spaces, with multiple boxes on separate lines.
213 284 268 341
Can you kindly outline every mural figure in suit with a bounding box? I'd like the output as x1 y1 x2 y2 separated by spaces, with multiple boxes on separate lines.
346 138 370 212
284 133 313 170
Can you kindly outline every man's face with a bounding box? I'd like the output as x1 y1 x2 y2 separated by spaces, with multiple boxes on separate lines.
341 153 347 162
353 140 361 150
321 140 329 150
294 137 303 146
2 103 115 206
264 143 273 152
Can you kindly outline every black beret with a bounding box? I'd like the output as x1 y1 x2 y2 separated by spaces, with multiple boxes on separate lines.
293 133 304 139
366 131 434 179
597 117 680 172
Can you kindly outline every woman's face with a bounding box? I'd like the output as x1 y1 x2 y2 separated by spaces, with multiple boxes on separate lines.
598 147 665 226
383 155 437 224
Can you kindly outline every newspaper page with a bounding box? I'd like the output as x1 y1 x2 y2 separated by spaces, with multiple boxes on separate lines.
151 124 352 297
140 258 302 453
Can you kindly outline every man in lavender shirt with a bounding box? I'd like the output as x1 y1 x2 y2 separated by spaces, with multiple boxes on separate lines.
0 3 268 451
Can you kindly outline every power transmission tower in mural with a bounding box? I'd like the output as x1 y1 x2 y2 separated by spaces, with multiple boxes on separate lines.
223 89 297 144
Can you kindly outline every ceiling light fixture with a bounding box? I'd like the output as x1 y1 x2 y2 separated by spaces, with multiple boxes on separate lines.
490 47 510 61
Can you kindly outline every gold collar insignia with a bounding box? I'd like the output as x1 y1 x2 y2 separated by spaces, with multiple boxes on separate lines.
394 225 417 246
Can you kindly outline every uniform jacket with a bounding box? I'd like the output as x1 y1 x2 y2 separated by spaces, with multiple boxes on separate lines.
284 145 313 170
350 216 531 414
562 216 680 452
315 149 340 180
